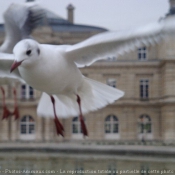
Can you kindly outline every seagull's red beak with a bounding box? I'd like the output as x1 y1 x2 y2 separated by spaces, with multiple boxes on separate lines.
10 60 23 73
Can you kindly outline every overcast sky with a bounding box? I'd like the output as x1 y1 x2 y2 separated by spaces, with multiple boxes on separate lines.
0 0 170 31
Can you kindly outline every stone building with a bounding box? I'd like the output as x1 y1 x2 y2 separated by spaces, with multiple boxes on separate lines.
0 0 175 143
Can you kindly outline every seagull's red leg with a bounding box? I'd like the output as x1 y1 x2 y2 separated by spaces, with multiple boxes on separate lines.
76 95 88 137
12 88 20 120
0 87 11 120
50 95 64 137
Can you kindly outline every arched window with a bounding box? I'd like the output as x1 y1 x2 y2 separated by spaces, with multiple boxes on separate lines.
139 115 151 133
105 115 120 140
20 115 35 140
105 115 119 134
138 114 153 140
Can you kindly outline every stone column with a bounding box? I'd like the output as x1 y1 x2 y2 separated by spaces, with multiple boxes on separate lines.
161 106 175 141
1 119 9 141
36 116 42 141
126 107 136 140
44 117 51 141
10 117 18 141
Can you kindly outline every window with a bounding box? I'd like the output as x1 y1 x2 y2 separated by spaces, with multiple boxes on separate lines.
139 115 152 134
105 115 120 139
107 79 116 88
138 114 153 140
72 116 86 139
107 56 116 61
108 163 117 175
138 47 147 60
140 164 149 175
21 84 34 99
75 166 84 175
21 85 26 99
105 115 119 134
140 79 149 99
72 117 82 134
20 115 35 140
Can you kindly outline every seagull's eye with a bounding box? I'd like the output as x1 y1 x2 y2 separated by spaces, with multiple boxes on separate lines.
26 50 32 56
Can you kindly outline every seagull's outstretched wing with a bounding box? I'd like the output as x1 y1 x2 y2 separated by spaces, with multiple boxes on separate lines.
65 17 175 67
18 4 45 39
0 2 45 53
0 53 24 83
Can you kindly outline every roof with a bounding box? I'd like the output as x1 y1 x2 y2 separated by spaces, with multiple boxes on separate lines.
51 24 107 32
0 6 107 33
44 9 107 32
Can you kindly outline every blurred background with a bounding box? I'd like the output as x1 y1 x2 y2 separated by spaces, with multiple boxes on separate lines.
0 0 169 31
0 0 175 175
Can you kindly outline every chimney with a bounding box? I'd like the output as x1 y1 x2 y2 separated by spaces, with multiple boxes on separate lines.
67 4 75 24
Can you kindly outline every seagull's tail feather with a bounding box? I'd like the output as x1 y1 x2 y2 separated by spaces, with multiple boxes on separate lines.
37 77 124 118
78 77 124 115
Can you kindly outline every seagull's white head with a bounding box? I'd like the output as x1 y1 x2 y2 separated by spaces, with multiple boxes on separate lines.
10 39 40 72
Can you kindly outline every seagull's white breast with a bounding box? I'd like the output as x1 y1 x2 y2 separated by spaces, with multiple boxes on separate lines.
18 46 83 95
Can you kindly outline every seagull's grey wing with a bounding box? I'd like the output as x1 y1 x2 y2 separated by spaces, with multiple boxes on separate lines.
65 16 175 67
0 3 45 53
20 4 45 38
0 53 24 84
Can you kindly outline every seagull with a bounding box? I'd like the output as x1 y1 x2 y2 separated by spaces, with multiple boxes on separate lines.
1 15 174 137
0 2 45 120
10 39 124 136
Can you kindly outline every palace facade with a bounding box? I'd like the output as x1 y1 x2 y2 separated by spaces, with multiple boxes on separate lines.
0 0 175 144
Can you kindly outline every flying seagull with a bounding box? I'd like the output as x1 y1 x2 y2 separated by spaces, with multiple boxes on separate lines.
10 39 124 136
2 15 175 137
0 2 45 120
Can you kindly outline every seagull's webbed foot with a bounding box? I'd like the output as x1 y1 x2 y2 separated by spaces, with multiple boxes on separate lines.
54 117 64 137
77 95 88 137
13 106 19 120
50 95 64 137
2 106 11 120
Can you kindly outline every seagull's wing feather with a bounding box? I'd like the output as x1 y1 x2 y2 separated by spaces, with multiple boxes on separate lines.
0 3 45 53
37 77 124 118
65 17 175 67
20 4 45 38
0 53 24 83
